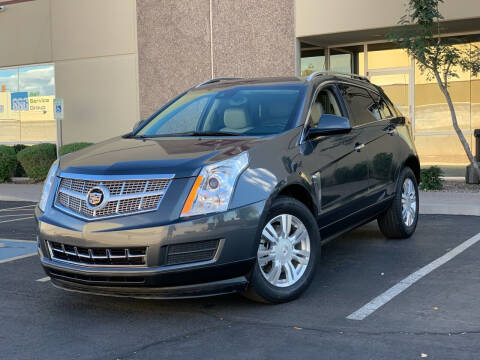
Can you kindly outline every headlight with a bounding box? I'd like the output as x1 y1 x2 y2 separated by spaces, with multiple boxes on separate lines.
38 160 59 212
181 153 248 217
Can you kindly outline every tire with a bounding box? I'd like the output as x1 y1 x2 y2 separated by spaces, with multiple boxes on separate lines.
377 167 419 239
243 196 320 304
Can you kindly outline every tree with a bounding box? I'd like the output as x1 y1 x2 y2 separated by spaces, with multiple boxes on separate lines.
388 0 480 179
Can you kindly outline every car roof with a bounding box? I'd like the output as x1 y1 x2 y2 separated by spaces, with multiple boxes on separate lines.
194 74 382 93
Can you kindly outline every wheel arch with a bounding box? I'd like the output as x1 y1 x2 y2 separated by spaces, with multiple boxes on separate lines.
275 183 318 217
404 155 421 183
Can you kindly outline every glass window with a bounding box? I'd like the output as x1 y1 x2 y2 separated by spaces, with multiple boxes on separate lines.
367 47 410 70
0 64 55 144
415 43 471 133
138 85 306 136
309 87 342 128
339 84 376 126
301 56 325 77
369 91 393 120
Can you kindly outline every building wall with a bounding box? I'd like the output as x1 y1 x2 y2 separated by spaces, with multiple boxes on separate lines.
296 0 480 37
50 0 140 143
0 0 140 144
136 0 295 120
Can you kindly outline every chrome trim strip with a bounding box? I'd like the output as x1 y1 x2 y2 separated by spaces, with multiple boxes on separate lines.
47 241 147 268
54 202 161 221
57 187 167 202
58 172 175 181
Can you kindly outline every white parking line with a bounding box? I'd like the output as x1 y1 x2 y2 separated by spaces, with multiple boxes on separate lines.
0 252 36 264
0 213 34 218
0 205 36 212
36 276 50 282
347 232 480 321
0 238 36 243
0 216 34 224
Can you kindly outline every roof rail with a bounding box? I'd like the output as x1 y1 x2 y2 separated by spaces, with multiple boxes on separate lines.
195 77 242 88
307 71 370 83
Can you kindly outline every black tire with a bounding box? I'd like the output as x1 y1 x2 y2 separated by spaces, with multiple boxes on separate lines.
378 167 419 239
243 196 320 304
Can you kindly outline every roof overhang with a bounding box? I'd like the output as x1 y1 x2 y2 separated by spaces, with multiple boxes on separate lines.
299 17 480 47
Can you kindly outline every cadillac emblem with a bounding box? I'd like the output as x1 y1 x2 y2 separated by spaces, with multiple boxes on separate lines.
86 186 109 210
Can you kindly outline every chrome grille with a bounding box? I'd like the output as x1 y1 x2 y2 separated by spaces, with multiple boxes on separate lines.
47 241 147 266
55 174 172 220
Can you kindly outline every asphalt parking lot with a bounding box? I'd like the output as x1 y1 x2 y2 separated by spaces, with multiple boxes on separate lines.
1 200 480 360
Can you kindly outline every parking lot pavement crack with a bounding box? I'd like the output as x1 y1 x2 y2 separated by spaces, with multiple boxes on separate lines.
198 314 480 338
107 323 229 360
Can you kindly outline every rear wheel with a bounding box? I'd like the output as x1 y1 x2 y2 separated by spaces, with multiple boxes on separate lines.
244 196 320 303
378 167 419 239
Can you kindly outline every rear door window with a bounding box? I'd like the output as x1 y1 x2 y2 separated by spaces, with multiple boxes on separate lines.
338 84 377 127
369 91 393 120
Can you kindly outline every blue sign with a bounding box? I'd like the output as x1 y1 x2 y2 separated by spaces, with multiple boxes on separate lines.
11 92 29 111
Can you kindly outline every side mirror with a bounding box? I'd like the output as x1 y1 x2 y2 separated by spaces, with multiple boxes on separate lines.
307 114 351 139
391 116 406 125
132 119 148 132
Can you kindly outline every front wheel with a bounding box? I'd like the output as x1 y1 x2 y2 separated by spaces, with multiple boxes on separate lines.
244 196 320 304
378 167 419 239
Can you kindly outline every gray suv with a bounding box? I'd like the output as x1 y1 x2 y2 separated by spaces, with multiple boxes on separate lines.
36 72 420 303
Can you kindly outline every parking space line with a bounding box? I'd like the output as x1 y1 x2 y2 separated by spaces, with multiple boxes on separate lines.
347 232 480 321
0 252 36 264
0 216 34 224
0 213 34 218
36 276 50 282
0 238 36 243
0 205 36 212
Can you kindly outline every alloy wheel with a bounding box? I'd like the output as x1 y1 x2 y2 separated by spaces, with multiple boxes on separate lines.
401 178 417 227
257 214 311 288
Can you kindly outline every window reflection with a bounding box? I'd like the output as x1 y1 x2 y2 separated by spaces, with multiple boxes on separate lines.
0 64 56 143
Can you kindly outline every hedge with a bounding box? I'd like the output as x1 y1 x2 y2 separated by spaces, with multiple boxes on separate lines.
17 143 57 182
12 144 28 177
59 142 93 156
0 145 17 182
420 166 443 191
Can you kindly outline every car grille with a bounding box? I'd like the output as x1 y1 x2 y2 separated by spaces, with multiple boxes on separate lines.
54 175 172 220
165 239 220 266
47 241 147 266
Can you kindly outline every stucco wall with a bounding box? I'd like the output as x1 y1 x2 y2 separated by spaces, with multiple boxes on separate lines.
136 0 295 120
136 0 211 120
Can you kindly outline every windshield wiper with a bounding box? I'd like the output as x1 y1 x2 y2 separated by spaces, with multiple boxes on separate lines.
127 131 244 138
186 131 242 136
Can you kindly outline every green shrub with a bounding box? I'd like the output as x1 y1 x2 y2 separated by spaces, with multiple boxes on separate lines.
420 166 443 190
0 145 17 182
12 144 28 177
59 142 93 156
17 143 57 182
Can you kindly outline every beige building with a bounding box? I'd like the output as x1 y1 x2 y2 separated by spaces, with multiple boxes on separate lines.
0 0 479 174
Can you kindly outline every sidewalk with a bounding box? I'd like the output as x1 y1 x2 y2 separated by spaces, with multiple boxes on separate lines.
419 191 480 216
0 183 43 202
0 184 478 216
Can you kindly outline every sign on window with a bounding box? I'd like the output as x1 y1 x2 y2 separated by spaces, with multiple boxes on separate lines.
11 92 29 111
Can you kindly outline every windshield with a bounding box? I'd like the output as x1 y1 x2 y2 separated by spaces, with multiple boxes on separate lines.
137 84 306 137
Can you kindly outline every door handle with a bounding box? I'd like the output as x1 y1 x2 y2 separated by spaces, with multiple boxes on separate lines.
354 143 365 152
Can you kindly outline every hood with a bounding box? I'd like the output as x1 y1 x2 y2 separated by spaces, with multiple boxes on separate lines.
59 136 269 178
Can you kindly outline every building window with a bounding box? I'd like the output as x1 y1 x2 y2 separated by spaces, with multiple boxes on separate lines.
0 63 56 144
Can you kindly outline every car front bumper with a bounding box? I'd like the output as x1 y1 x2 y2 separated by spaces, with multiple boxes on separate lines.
36 200 266 298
